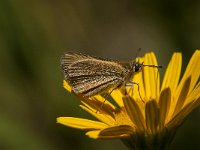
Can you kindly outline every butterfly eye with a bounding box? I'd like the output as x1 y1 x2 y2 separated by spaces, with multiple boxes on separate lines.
134 63 142 72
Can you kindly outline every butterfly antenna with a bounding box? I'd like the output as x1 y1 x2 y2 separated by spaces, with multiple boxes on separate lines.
133 48 142 60
142 64 162 68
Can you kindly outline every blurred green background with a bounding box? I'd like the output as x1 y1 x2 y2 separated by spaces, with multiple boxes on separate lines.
0 0 200 150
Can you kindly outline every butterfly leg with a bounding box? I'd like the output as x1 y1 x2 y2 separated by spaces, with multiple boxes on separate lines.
125 81 144 103
95 88 116 113
101 88 116 107
124 83 132 95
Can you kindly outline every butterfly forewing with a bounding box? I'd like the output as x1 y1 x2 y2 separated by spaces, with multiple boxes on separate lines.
61 52 130 97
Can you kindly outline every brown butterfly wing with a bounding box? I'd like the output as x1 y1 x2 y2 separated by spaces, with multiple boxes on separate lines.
61 52 128 97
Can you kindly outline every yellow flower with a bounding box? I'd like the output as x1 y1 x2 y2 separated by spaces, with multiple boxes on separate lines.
57 50 200 149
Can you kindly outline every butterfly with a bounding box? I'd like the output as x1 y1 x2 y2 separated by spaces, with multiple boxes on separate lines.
61 52 161 97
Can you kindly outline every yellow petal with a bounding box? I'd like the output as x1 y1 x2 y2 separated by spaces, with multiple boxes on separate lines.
166 97 200 129
172 77 191 117
99 125 134 136
111 89 124 107
149 52 160 98
80 100 115 120
80 105 115 126
57 117 108 130
81 97 116 118
184 82 200 106
159 88 171 127
91 95 116 112
161 53 182 95
63 80 72 92
123 96 145 132
86 125 133 139
86 130 101 139
143 52 160 100
86 130 130 139
186 50 200 94
145 100 159 134
93 95 115 108
175 50 200 99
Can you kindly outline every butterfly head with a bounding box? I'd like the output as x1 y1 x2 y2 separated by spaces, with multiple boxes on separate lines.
130 61 144 72
130 60 162 73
